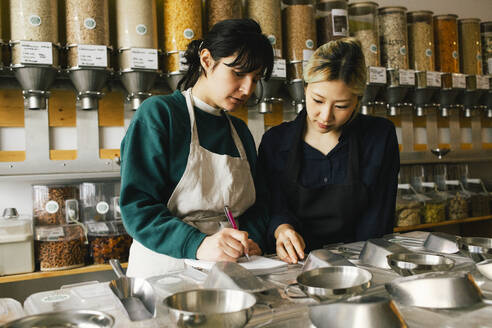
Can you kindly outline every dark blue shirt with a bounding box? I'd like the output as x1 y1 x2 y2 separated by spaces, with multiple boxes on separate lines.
258 113 400 252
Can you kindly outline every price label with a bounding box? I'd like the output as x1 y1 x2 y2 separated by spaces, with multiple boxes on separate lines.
421 182 436 188
19 41 53 65
77 45 107 67
398 184 411 190
426 71 442 87
303 49 314 62
331 9 349 37
88 222 109 234
466 178 481 184
130 48 158 70
368 66 387 84
274 48 282 58
37 226 65 240
452 73 466 89
477 75 490 90
399 69 415 86
445 180 460 186
178 51 188 72
272 59 286 78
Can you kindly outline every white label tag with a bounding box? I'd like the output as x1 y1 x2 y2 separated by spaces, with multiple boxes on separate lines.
19 41 53 65
422 182 436 188
426 71 442 87
178 50 188 72
303 49 314 61
445 180 460 186
368 66 387 84
452 73 466 89
37 226 65 240
274 48 282 58
130 48 158 70
88 222 109 234
42 293 70 303
477 75 490 90
272 59 286 78
466 178 481 184
77 45 107 67
45 200 59 214
399 69 415 86
96 201 109 215
488 58 492 74
398 184 411 190
331 9 349 37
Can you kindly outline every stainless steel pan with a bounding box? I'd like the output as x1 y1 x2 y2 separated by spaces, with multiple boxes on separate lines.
387 252 455 276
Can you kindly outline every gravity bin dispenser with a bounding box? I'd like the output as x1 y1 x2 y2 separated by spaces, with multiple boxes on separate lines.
361 66 387 115
385 68 415 117
254 59 287 114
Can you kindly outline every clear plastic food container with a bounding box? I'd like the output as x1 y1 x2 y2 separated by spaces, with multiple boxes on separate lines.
316 0 349 45
395 184 423 227
348 1 380 67
87 221 132 264
79 182 120 222
378 6 409 69
0 298 24 324
481 21 492 74
32 184 79 226
407 11 435 71
434 14 460 73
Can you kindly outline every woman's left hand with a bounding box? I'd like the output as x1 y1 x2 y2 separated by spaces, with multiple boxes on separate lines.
247 239 262 256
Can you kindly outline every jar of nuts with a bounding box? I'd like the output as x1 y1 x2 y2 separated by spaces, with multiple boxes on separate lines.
34 224 87 271
87 221 132 264
32 185 79 226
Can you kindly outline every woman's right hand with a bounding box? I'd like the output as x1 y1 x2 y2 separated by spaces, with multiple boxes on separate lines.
196 228 250 262
275 224 306 264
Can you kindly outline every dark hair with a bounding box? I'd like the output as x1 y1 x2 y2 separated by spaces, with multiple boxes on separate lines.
177 19 274 90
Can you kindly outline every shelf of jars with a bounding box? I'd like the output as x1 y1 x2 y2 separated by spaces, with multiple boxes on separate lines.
393 214 492 233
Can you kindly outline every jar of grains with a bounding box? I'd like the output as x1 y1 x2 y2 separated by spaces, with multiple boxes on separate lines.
282 0 316 81
434 15 460 73
163 0 202 73
378 7 409 69
32 185 79 226
65 0 110 68
315 0 349 45
348 2 380 67
481 22 492 74
9 0 59 66
206 0 243 32
35 225 87 271
87 221 132 264
407 11 435 71
458 18 483 75
246 0 283 58
115 0 158 71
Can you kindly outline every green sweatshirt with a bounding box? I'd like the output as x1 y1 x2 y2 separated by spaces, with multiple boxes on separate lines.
120 90 269 259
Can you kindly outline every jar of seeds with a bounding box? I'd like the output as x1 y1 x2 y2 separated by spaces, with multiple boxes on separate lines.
459 18 483 75
9 0 59 66
163 0 202 73
32 185 79 226
434 15 460 73
205 0 243 32
348 1 380 67
246 0 283 58
282 0 316 81
481 22 492 74
315 0 349 45
378 6 409 69
407 11 435 71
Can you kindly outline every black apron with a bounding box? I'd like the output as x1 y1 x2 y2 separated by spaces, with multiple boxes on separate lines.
283 110 369 252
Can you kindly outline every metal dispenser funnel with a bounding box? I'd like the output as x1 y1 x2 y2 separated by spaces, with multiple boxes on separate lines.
286 79 305 113
486 76 492 118
439 73 465 117
463 75 480 118
165 72 184 92
361 67 387 115
68 68 110 110
255 77 285 114
385 68 412 117
120 70 158 110
414 71 441 117
13 65 58 110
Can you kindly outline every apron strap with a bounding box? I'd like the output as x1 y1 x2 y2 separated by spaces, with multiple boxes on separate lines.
223 112 248 161
184 88 200 145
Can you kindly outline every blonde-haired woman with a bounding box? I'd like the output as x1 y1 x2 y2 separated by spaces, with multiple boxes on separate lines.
258 38 399 263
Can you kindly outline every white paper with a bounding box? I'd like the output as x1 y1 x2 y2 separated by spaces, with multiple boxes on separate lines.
477 75 490 90
185 255 287 275
274 48 282 58
422 182 436 188
445 180 460 186
303 49 314 61
37 226 65 239
466 178 481 184
426 71 442 87
398 184 411 190
88 222 109 234
369 66 387 84
399 69 415 86
331 9 349 36
130 48 158 70
77 45 107 67
178 50 188 72
452 73 466 89
20 41 53 65
272 59 286 78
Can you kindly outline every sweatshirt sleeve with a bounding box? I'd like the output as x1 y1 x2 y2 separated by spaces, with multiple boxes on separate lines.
120 114 206 259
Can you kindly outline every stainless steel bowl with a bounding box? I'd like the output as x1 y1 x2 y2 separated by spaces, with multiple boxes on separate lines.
302 249 354 272
0 310 114 328
387 252 455 276
477 259 492 280
458 237 492 262
285 266 372 301
359 239 408 269
423 232 459 254
309 295 407 328
163 289 256 328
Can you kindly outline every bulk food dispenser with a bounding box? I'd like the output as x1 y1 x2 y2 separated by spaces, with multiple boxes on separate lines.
247 0 286 113
115 0 159 110
9 0 60 110
282 0 316 113
65 0 111 110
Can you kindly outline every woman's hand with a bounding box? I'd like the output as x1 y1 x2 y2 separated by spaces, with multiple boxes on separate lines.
275 224 305 264
196 228 250 262
247 239 262 256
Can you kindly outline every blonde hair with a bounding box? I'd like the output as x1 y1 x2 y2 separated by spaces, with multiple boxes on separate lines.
304 38 367 100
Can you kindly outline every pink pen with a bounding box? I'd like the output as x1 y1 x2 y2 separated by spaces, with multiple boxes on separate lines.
224 205 250 261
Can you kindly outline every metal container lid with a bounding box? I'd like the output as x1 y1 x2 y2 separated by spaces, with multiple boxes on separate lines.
481 21 492 32
348 1 378 9
282 0 313 5
1 310 114 328
407 10 434 17
378 6 407 14
0 209 32 243
434 14 459 20
458 18 481 24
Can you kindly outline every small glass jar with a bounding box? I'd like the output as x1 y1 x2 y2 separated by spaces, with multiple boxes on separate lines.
315 0 349 45
407 11 435 71
459 18 483 75
378 6 409 69
348 1 379 67
247 0 283 58
434 15 460 73
481 21 492 75
282 0 316 80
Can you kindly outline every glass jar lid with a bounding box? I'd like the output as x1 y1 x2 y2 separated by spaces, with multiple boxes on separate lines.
378 6 407 15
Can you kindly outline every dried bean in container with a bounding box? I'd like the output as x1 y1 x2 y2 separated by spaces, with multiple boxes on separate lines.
470 194 490 217
206 0 242 32
353 29 379 67
379 7 409 69
90 234 132 264
459 19 483 75
408 22 434 71
246 0 282 57
115 0 158 49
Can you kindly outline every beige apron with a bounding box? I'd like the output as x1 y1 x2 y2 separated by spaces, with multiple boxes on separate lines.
126 89 256 278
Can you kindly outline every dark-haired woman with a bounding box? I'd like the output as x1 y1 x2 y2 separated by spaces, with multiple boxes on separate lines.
120 19 274 278
259 38 399 264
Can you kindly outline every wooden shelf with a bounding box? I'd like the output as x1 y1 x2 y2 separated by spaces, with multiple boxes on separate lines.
394 215 492 232
0 262 127 284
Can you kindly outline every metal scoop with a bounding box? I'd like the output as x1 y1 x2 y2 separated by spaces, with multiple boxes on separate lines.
108 259 155 321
